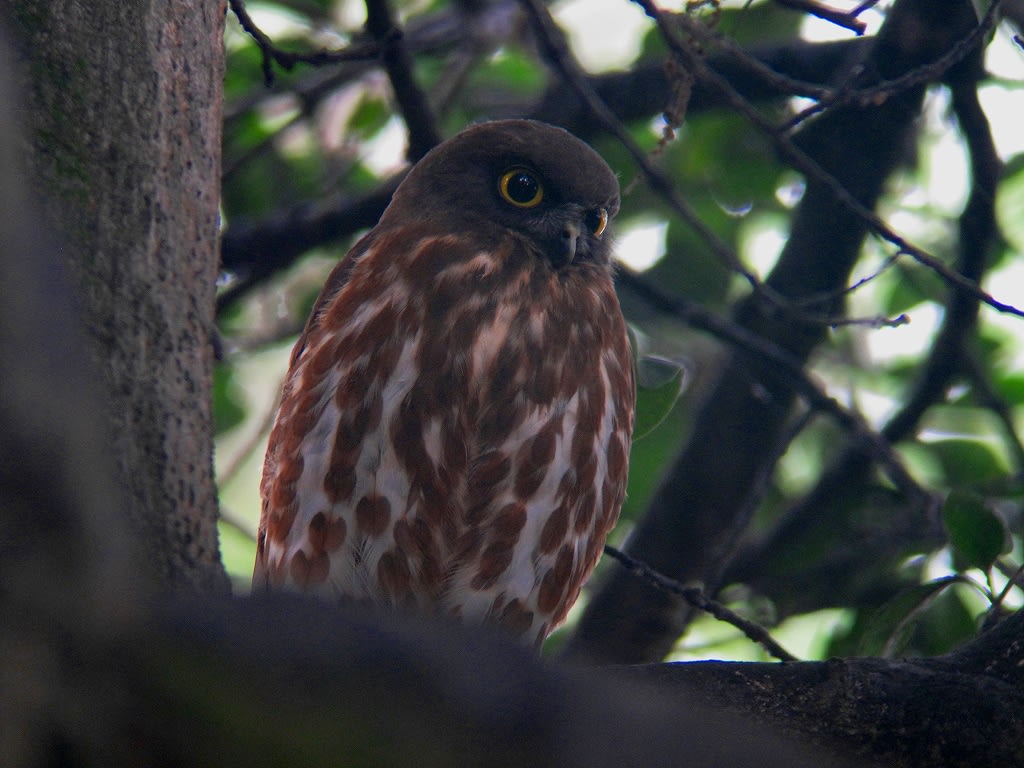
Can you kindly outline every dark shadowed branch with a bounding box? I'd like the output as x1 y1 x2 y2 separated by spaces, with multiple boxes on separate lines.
724 34 1005 615
227 0 389 85
623 607 1024 768
363 0 443 160
218 178 402 312
561 0 982 665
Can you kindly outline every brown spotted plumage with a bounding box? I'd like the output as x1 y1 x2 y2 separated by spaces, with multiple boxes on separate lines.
254 119 635 647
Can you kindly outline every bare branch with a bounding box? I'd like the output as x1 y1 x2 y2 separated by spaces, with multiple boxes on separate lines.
227 0 387 86
363 0 443 160
517 0 771 296
638 0 1022 320
603 546 799 662
781 0 1002 129
772 0 869 34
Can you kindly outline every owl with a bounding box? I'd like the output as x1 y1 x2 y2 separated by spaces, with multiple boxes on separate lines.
254 119 635 647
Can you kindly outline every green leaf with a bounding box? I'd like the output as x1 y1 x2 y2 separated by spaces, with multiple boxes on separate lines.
882 266 942 316
928 437 1008 486
633 355 686 441
859 576 961 658
994 372 1024 405
213 365 247 435
347 96 391 137
467 48 544 94
942 490 1007 572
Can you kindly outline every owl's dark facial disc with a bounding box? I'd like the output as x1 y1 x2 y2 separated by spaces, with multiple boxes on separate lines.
381 119 620 269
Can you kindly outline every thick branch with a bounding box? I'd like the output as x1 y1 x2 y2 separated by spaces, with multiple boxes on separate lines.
218 178 401 311
623 609 1024 768
59 596 844 768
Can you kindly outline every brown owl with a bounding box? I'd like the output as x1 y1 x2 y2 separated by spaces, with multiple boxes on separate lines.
254 119 635 647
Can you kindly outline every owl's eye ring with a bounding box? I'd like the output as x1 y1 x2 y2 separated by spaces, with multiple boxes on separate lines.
499 168 544 208
585 208 608 238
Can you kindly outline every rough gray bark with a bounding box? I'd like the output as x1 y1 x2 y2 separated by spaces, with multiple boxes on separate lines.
9 0 229 592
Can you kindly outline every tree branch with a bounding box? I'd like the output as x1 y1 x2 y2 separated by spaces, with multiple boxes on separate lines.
364 0 442 161
603 546 798 661
623 609 1024 767
218 177 402 312
227 0 388 86
725 34 1004 619
562 0 975 665
772 0 871 34
636 0 1018 319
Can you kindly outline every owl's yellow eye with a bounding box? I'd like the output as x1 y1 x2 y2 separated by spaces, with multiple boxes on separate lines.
499 168 543 208
586 208 608 238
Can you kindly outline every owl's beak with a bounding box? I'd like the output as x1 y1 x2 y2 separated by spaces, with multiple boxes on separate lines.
557 221 581 267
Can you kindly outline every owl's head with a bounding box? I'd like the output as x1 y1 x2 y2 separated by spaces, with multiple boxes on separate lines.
381 120 621 268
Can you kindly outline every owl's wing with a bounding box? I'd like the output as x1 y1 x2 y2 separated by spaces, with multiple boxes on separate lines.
253 225 451 595
286 233 373 369
251 230 375 593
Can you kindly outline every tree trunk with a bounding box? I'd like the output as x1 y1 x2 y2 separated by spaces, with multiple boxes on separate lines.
9 0 229 593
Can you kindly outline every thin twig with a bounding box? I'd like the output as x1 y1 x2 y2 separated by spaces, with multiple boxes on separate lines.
216 383 284 491
792 251 902 309
772 0 868 34
992 562 1024 610
638 0 1015 321
616 267 929 508
602 545 798 662
516 0 771 299
637 0 1022 321
672 19 835 102
228 0 387 86
781 0 1002 131
824 312 909 330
